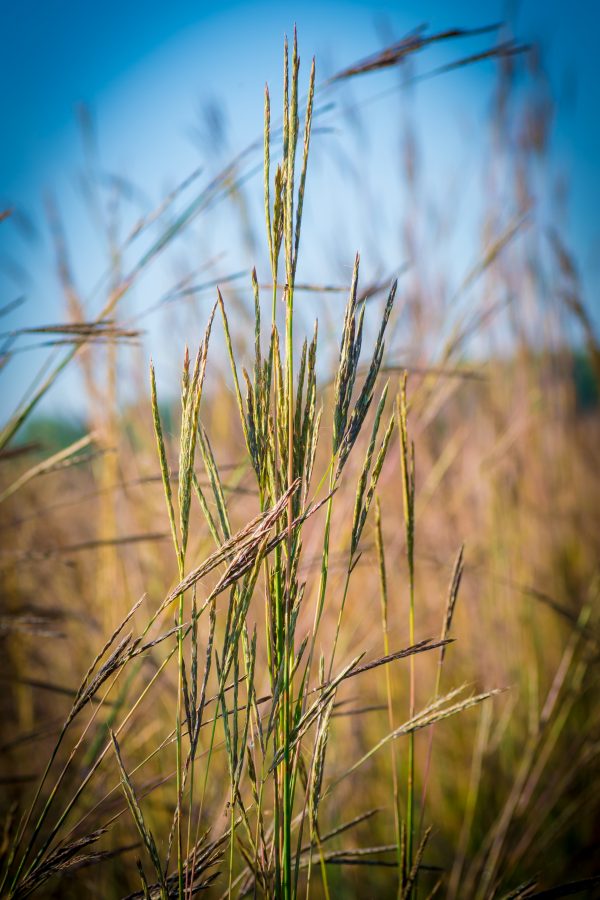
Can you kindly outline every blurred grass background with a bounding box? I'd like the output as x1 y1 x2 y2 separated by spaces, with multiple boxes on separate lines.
0 4 599 897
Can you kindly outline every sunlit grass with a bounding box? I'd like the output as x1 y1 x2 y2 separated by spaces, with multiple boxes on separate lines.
0 23 599 900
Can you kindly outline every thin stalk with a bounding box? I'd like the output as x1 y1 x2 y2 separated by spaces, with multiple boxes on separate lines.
176 585 185 899
397 378 416 887
13 648 176 894
283 281 294 900
304 460 336 696
228 781 235 897
316 834 331 900
419 546 463 841
327 568 351 681
375 499 403 895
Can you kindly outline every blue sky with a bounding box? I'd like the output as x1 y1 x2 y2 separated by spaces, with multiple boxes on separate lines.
1 0 598 421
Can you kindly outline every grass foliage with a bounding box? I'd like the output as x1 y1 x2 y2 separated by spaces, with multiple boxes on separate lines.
0 23 599 900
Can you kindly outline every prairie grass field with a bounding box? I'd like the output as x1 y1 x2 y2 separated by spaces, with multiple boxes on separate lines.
0 17 599 900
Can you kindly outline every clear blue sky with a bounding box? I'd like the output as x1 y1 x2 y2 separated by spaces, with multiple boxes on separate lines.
1 0 598 420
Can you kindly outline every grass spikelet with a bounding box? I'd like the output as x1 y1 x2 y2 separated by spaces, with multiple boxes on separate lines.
336 278 397 476
218 288 255 471
150 361 179 555
178 302 216 556
350 381 390 556
111 731 168 899
264 84 272 264
333 253 362 456
293 56 315 279
12 828 109 899
0 431 97 505
328 687 504 795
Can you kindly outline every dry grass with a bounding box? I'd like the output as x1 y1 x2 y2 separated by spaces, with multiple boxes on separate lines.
0 23 599 900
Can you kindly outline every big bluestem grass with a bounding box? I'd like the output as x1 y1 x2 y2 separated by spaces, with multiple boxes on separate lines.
1 35 490 900
0 23 599 900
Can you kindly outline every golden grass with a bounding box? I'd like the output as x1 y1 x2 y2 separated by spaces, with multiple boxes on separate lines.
0 24 599 900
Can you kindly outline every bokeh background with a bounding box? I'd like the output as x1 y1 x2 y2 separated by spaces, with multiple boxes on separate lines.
1 1 599 897
2 0 599 417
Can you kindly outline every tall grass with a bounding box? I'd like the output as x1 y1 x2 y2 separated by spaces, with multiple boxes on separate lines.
1 22 599 900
